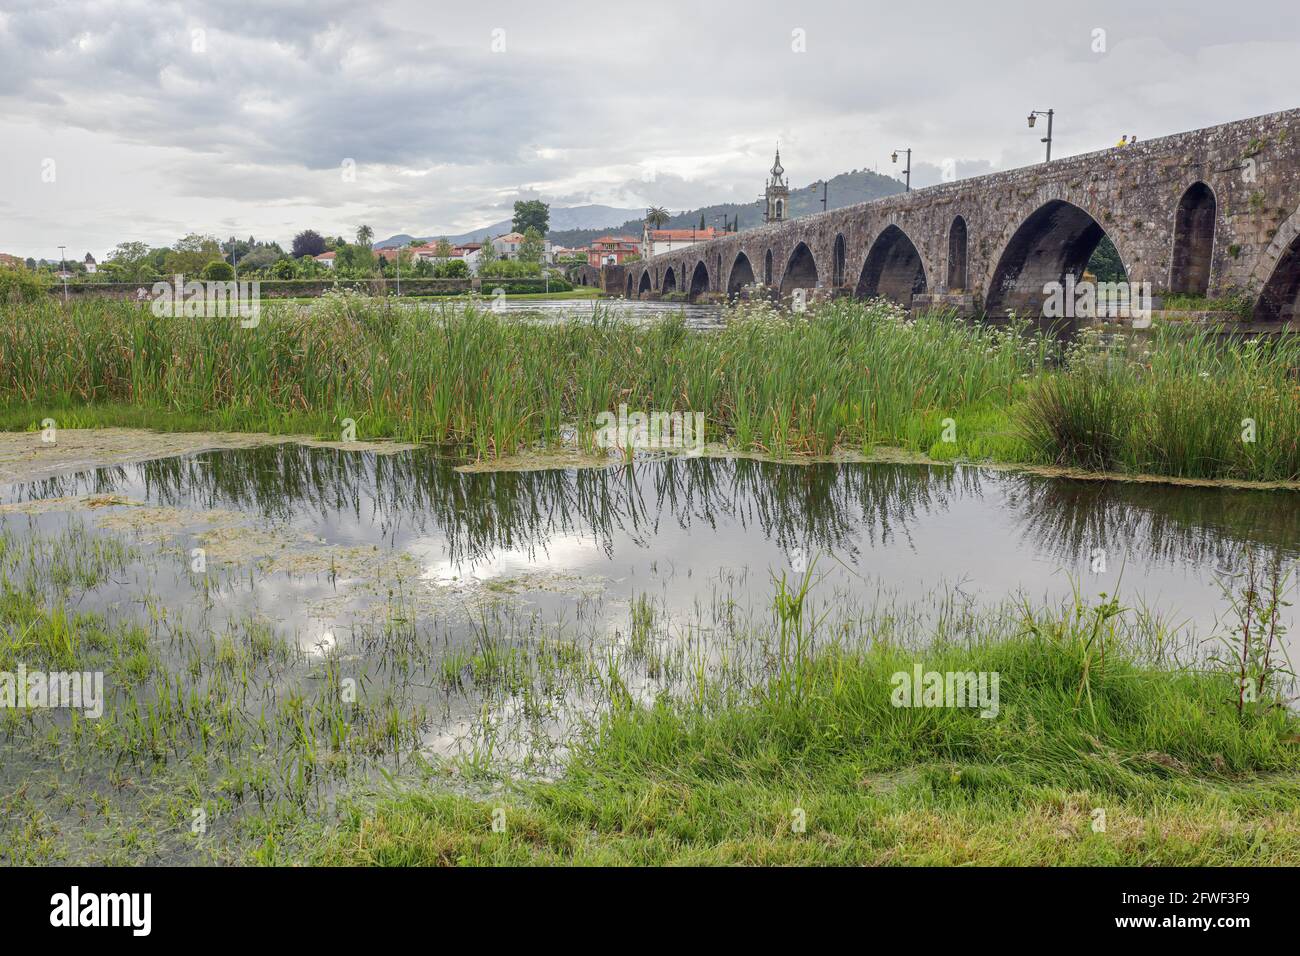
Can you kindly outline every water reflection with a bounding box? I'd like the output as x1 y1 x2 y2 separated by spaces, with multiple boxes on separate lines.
4 445 1297 633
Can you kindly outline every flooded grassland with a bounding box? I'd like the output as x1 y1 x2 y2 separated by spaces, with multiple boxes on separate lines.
1 427 1297 864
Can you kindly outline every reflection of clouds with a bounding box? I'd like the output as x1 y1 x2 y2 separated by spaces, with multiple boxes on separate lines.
415 533 600 585
306 628 337 656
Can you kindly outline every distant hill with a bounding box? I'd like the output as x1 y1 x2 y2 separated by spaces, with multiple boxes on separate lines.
375 204 643 248
547 168 906 248
375 170 905 251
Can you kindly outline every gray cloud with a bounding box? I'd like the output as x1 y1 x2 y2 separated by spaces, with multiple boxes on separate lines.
0 0 1296 257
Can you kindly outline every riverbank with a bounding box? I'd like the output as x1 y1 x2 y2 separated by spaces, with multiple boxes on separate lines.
302 591 1300 866
1 295 1297 482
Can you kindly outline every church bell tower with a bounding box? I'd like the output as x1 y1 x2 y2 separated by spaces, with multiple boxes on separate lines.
765 146 789 223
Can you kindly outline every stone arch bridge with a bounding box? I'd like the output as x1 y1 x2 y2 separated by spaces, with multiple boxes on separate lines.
606 108 1300 323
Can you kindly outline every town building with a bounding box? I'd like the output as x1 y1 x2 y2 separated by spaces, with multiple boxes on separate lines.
639 225 726 259
588 236 641 267
313 251 336 268
490 232 553 263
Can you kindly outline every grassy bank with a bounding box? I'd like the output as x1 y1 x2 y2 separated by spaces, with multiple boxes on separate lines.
309 582 1300 866
2 506 1296 865
1 294 1296 480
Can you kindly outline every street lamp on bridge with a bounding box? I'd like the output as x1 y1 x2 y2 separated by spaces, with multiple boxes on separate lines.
1027 109 1054 162
890 148 912 191
810 179 828 211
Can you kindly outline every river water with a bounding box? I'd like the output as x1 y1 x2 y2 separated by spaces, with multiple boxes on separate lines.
5 446 1295 650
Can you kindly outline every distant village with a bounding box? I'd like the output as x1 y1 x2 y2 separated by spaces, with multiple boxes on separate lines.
2 154 818 291
1 212 737 287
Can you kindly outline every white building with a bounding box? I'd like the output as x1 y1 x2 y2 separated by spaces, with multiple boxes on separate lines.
490 232 554 263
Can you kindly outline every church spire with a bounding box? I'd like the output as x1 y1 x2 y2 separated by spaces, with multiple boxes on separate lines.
765 143 789 223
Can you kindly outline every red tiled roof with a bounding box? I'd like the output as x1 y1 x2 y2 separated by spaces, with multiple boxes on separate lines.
650 228 722 241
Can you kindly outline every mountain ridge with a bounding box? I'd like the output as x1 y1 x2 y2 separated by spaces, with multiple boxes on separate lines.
376 168 906 250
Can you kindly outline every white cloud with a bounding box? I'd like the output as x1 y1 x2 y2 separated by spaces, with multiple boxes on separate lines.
0 0 1296 257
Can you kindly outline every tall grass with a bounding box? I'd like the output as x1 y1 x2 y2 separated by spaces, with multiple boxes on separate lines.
1018 326 1300 480
314 586 1300 866
2 293 1296 479
0 294 1044 460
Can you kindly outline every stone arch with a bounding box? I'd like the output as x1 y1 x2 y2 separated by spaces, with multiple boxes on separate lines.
985 199 1126 318
662 266 677 294
947 216 968 291
855 225 928 307
763 249 773 286
728 251 756 296
626 273 634 297
832 234 846 288
1169 181 1216 296
688 260 710 301
1249 204 1300 322
638 270 652 295
779 241 819 298
1254 226 1300 322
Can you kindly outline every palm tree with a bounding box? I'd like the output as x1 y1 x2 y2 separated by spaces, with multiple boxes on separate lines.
645 206 670 230
356 224 374 248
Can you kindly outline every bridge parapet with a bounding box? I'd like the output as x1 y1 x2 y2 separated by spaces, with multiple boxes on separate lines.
607 108 1300 322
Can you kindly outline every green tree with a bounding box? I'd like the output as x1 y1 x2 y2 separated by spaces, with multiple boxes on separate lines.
434 259 469 278
335 243 377 275
518 227 545 265
356 225 374 247
434 237 455 258
201 260 235 280
291 230 327 258
512 200 550 236
239 246 282 271
1086 236 1126 283
106 241 155 282
163 234 223 276
645 206 670 230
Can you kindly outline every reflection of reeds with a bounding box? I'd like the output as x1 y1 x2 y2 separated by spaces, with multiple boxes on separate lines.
11 445 989 570
1007 472 1300 570
16 443 1296 586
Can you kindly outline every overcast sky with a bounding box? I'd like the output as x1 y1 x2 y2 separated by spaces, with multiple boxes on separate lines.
1 0 1297 259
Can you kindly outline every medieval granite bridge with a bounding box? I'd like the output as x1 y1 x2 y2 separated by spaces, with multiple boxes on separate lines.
604 108 1300 323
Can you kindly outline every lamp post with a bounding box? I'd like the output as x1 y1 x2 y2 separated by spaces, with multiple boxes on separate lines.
811 180 828 211
891 149 912 191
1027 109 1054 162
57 244 68 304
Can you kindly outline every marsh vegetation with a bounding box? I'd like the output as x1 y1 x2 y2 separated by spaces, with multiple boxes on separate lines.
1 294 1296 481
